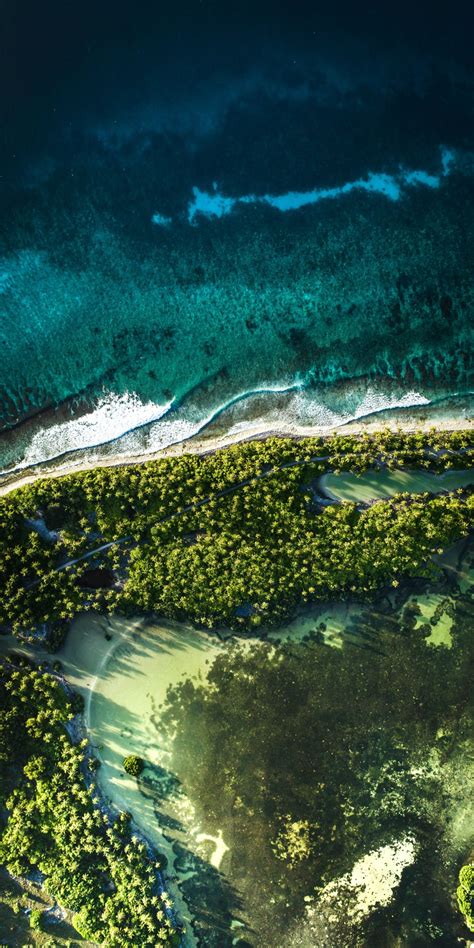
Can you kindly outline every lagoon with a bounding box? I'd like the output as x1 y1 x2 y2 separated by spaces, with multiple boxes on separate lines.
320 467 474 503
2 508 472 944
53 533 473 945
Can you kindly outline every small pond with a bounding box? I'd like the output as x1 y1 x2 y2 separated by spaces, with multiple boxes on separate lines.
320 467 474 503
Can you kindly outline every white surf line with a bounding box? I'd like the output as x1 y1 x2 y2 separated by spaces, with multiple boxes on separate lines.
334 388 431 426
186 145 455 224
1 392 174 476
1 382 302 478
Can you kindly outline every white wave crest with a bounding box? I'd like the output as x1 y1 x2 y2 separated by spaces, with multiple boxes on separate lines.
14 392 172 472
349 387 430 420
120 381 303 454
0 382 448 479
222 385 431 437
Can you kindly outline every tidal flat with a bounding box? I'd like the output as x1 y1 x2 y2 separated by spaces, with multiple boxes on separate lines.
55 535 474 946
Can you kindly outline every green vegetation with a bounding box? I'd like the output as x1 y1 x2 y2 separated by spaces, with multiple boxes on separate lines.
0 431 473 639
0 432 472 945
0 867 89 947
123 755 145 777
0 657 179 946
457 864 474 932
29 907 45 931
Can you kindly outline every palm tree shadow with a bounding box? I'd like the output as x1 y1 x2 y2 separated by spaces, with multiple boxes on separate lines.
175 841 252 948
137 763 253 946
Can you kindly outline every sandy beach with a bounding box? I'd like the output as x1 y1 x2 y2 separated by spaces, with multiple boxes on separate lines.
1 411 473 497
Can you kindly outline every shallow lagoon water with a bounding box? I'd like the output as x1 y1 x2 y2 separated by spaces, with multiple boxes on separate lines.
51 531 474 945
59 614 227 943
58 611 331 941
2 5 474 944
321 467 474 503
1 462 472 948
1 532 472 944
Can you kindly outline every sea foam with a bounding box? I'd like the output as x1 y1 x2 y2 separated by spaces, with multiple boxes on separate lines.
0 383 457 479
11 392 172 473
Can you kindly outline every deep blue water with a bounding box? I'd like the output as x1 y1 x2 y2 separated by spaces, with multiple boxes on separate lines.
1 0 473 473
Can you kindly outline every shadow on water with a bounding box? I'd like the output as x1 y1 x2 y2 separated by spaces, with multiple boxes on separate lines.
102 621 213 678
174 844 251 948
66 615 214 689
59 537 473 946
345 638 387 656
73 615 248 942
90 687 252 942
86 689 144 758
136 766 251 946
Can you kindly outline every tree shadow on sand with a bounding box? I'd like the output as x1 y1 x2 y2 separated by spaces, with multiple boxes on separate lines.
137 763 253 947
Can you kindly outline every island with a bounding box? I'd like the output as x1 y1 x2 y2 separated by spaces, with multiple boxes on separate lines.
1 430 473 945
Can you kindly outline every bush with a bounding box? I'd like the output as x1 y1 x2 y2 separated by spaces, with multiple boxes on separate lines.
1 432 472 638
71 692 84 714
29 907 44 930
46 621 68 653
123 755 145 777
457 863 474 931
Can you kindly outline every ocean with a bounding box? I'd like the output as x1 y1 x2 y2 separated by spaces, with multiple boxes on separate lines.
1 0 473 477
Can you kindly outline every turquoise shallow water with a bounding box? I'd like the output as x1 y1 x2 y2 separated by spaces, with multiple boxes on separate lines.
1 8 473 474
1 161 473 478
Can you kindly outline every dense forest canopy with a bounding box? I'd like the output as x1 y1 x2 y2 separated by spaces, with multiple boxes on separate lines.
0 432 473 943
0 431 473 642
0 656 180 946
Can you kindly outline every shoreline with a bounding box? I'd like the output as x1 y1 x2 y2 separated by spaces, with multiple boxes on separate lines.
1 413 473 497
1 411 473 498
2 534 471 945
60 613 223 947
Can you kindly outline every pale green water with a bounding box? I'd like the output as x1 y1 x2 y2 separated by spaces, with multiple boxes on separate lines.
59 613 228 946
1 533 471 945
1 532 472 946
267 600 361 649
403 593 454 647
54 608 365 942
321 467 474 503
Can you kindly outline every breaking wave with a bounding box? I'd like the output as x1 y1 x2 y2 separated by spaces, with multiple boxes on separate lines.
0 376 457 481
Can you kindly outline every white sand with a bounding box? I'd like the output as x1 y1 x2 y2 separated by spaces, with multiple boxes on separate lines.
314 835 417 923
1 413 472 497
